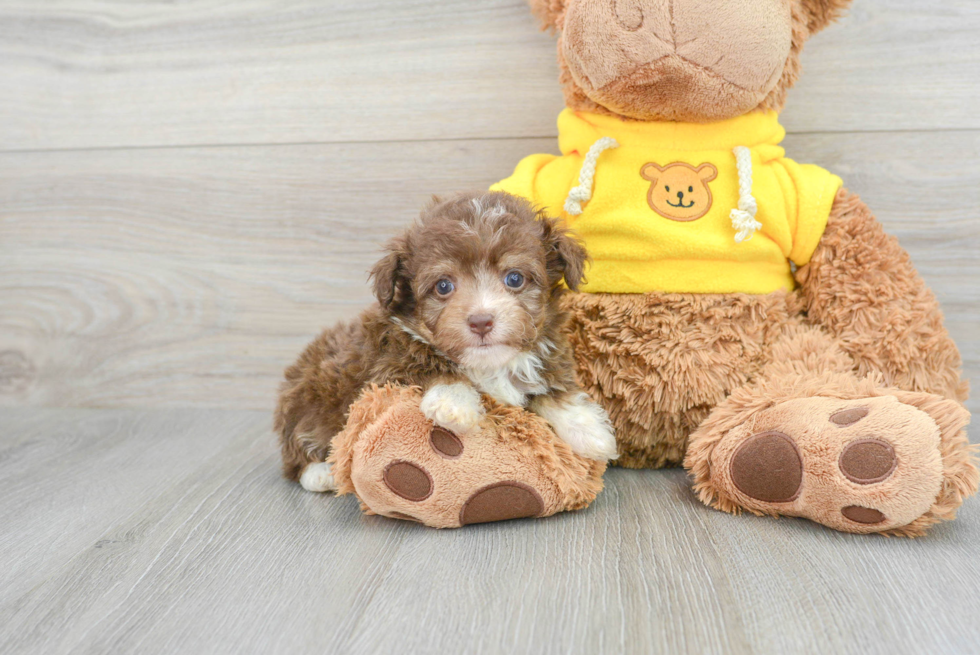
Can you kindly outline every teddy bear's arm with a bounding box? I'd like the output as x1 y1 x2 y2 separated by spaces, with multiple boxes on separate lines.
795 188 967 401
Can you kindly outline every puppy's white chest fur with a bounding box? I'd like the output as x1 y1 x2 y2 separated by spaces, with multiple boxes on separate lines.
463 349 549 407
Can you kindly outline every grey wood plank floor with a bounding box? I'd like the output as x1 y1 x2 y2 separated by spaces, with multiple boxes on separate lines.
2 408 980 655
2 1 980 653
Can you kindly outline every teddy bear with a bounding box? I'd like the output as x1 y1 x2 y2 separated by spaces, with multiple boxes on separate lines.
286 0 977 535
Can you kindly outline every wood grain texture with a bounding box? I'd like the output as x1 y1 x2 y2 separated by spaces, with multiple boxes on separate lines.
1 0 979 152
2 408 979 655
0 408 264 602
2 131 977 412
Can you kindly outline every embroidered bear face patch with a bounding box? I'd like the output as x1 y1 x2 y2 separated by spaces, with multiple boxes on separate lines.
640 162 718 222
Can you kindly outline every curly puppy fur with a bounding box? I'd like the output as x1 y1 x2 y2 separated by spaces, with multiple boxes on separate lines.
275 191 597 481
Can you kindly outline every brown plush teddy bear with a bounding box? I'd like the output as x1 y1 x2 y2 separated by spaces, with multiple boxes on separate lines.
281 0 978 535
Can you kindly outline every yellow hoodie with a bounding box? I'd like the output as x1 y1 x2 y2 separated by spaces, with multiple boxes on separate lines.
491 109 842 294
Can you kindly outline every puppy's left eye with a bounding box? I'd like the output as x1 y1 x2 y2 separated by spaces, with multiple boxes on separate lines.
504 271 525 289
435 279 455 296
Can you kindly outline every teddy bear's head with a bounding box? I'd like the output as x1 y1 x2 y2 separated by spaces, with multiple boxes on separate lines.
529 0 852 123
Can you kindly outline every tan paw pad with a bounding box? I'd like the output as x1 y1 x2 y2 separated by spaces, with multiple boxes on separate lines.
729 432 802 503
710 396 945 533
839 439 897 485
460 482 545 526
841 505 886 525
345 396 596 528
829 407 869 426
429 427 463 459
382 461 433 501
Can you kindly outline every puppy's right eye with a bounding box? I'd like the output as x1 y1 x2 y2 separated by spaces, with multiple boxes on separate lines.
504 271 525 289
435 279 455 296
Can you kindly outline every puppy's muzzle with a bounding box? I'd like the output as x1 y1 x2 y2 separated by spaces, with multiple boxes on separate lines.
468 313 494 337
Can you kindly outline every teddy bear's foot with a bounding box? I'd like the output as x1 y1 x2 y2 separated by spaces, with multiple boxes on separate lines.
328 385 606 528
686 386 978 536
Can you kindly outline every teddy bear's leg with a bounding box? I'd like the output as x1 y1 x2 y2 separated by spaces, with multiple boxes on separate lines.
797 188 968 402
684 324 978 536
328 385 606 528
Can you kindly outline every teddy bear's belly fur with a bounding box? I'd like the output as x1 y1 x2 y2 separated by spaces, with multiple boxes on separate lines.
565 289 819 468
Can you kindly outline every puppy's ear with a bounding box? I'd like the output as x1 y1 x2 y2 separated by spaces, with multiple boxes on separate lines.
800 0 853 35
542 215 589 291
529 0 566 31
369 236 410 310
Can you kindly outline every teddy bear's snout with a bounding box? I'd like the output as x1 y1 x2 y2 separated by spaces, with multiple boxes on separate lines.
561 0 795 121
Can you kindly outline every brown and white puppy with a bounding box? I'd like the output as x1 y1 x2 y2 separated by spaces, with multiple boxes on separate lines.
275 191 617 492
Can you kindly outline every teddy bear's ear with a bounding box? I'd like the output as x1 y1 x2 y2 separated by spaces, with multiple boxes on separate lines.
640 163 663 182
528 0 566 31
696 163 718 183
800 0 854 35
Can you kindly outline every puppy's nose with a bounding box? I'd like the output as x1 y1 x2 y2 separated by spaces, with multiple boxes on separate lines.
468 314 494 337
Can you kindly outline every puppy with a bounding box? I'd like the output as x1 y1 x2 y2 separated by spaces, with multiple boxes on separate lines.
275 191 617 493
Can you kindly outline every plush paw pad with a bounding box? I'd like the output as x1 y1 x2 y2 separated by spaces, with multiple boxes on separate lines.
829 407 869 426
460 482 545 526
841 505 886 525
355 422 554 528
838 439 897 484
344 395 604 528
729 431 802 503
429 427 464 459
383 461 433 501
707 395 948 533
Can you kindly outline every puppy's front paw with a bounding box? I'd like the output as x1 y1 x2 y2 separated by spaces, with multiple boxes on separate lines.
534 393 619 462
420 383 485 435
299 462 336 493
557 414 619 462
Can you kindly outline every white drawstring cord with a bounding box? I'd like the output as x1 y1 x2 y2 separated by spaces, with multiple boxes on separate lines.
730 145 761 242
564 137 619 215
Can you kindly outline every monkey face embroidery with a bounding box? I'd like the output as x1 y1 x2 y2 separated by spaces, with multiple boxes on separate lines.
640 162 718 222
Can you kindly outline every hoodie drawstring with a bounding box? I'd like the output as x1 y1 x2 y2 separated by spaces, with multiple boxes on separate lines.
564 137 619 215
730 146 761 242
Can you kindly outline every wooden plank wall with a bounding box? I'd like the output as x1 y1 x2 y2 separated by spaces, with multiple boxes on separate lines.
1 0 978 413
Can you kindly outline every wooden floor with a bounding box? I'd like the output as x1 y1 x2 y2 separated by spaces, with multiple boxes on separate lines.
1 1 979 653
